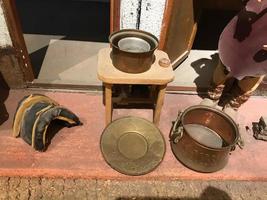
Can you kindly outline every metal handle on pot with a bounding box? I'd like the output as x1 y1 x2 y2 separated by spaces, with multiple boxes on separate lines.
230 136 244 151
231 124 244 151
171 111 184 144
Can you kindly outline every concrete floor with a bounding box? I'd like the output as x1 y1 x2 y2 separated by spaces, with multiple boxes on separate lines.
24 34 109 85
24 34 217 88
23 34 65 55
1 89 267 199
1 177 267 200
1 89 267 181
36 39 108 85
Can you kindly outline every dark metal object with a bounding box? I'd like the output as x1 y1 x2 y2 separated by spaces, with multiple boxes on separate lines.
100 116 165 176
109 29 159 73
253 117 267 141
170 105 240 173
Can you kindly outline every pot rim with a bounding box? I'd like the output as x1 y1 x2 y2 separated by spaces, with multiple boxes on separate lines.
179 105 240 151
109 29 159 54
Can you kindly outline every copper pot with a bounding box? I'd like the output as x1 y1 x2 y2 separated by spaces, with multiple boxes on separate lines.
109 29 159 73
170 105 240 173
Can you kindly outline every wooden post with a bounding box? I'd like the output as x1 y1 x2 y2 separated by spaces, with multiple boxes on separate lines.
105 83 113 125
110 0 121 33
154 85 167 126
2 0 34 82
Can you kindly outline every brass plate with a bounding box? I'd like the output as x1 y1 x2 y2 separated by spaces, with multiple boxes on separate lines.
100 116 165 176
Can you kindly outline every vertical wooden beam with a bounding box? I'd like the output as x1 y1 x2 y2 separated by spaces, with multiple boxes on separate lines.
110 0 121 34
2 0 34 82
158 0 174 50
154 85 167 126
105 83 113 125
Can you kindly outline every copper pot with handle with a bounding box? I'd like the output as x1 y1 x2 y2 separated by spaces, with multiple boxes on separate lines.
170 105 240 173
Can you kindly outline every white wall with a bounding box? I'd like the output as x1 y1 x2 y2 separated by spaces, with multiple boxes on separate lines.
139 0 166 39
120 0 166 39
120 0 141 29
0 3 12 47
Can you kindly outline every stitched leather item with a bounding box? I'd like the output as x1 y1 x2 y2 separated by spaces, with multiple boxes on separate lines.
12 94 82 151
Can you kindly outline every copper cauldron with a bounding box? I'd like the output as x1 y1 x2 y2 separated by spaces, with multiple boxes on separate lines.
109 29 159 73
170 105 240 173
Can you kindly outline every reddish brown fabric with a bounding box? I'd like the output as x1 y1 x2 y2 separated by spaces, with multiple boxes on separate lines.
219 0 267 79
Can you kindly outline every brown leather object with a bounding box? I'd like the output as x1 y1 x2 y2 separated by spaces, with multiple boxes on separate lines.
12 94 58 138
12 94 82 151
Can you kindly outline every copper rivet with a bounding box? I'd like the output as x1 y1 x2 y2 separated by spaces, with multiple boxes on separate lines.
159 58 171 68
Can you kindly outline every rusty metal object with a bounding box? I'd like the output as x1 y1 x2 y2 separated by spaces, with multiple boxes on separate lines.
109 29 159 73
253 116 267 141
170 105 240 173
100 116 165 176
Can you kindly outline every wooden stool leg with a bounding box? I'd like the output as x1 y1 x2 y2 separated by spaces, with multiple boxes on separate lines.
105 83 113 125
154 85 166 126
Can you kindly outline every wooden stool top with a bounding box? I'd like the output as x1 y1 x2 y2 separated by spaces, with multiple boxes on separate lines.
97 48 174 85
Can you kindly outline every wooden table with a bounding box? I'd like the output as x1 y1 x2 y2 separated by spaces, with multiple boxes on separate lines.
97 48 174 126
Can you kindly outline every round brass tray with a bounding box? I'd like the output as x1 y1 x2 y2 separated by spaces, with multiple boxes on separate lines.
100 116 165 176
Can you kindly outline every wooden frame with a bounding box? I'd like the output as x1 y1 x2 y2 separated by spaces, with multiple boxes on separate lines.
1 0 121 87
158 0 174 51
2 0 34 82
110 0 121 33
158 0 199 68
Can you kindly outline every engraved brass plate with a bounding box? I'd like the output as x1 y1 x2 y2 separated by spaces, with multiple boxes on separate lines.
100 116 165 176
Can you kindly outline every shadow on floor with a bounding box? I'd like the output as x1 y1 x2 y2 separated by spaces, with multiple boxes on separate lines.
112 85 155 110
116 186 232 200
29 45 49 78
30 38 106 81
16 0 110 78
190 53 219 98
0 72 10 126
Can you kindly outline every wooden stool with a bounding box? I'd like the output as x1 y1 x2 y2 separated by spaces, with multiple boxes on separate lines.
97 48 174 126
